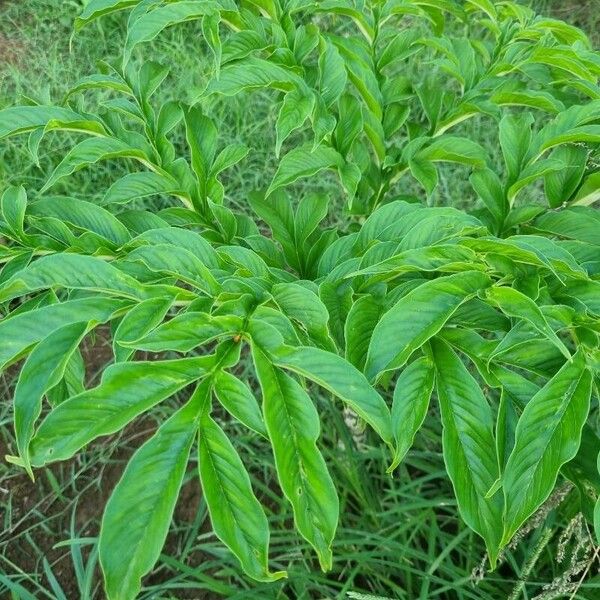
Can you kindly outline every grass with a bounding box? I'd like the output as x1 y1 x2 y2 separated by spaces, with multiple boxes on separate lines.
1 0 600 598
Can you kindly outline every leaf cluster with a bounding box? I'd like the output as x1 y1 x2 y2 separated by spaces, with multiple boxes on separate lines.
1 1 599 598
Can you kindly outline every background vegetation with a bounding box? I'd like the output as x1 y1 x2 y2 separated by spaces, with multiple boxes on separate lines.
1 1 598 598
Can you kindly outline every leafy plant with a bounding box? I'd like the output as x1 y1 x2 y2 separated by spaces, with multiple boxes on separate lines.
1 1 599 599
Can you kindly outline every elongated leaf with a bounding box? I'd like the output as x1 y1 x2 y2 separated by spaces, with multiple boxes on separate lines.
500 112 533 184
125 244 219 294
0 254 152 302
319 40 347 106
544 145 587 208
502 351 592 544
431 338 503 562
365 271 491 381
183 105 217 193
0 297 128 370
295 193 329 249
100 386 206 600
571 172 600 207
533 207 600 245
210 143 249 177
65 73 131 98
0 106 86 139
344 295 383 371
103 171 180 205
207 57 303 96
124 1 218 63
127 312 242 351
252 347 338 570
29 197 131 246
113 297 173 362
485 287 571 360
276 88 314 157
272 345 392 445
199 414 285 581
272 283 335 351
14 322 89 477
213 370 267 437
389 357 435 471
76 0 139 28
418 136 487 167
40 137 147 193
248 191 296 262
1 186 27 238
132 227 219 268
267 144 344 196
469 168 506 227
29 356 214 465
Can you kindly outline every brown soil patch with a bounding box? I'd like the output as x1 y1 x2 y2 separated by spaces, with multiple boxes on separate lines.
0 328 222 598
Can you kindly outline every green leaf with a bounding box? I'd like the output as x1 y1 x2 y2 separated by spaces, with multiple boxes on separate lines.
76 0 139 28
365 271 491 381
334 93 363 157
532 207 600 245
508 158 566 205
183 105 217 195
417 136 487 167
389 356 435 472
202 12 221 78
526 47 596 83
65 73 132 98
29 356 214 465
496 390 518 473
0 106 86 139
267 144 344 196
102 171 181 205
210 143 249 177
272 345 392 445
1 186 27 238
252 346 338 571
484 287 571 360
40 137 147 193
248 191 297 266
0 297 128 370
352 244 483 279
595 452 600 544
571 172 600 207
276 88 315 157
272 283 335 351
344 295 383 371
0 254 154 303
502 351 592 544
491 90 565 114
29 197 131 246
124 1 219 64
132 227 219 268
206 57 303 96
499 112 534 184
469 168 506 228
318 39 347 106
127 312 242 352
14 322 89 478
213 370 267 437
99 386 205 600
544 145 587 208
125 243 219 294
198 414 285 581
294 193 329 249
113 297 173 362
431 338 503 563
